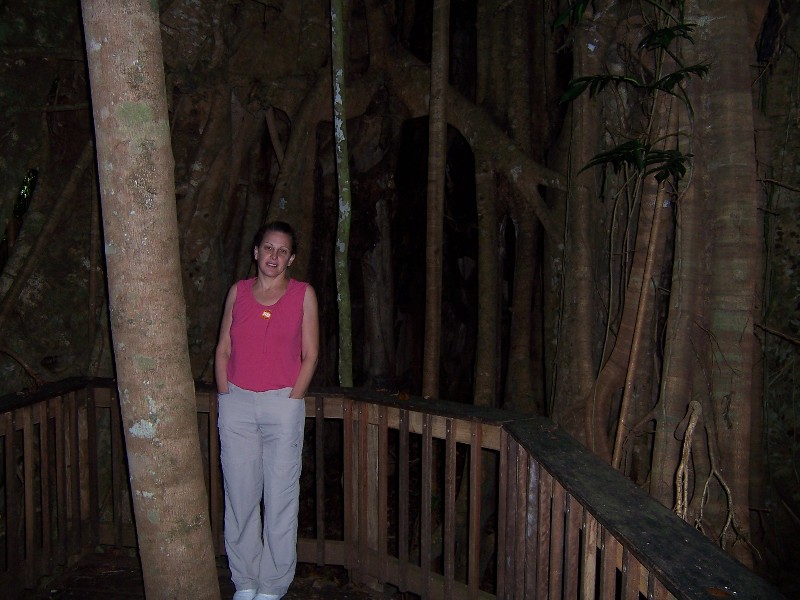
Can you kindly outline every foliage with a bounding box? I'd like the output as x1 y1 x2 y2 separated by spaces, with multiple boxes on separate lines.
555 0 687 30
552 0 591 30
557 1 706 183
559 63 708 106
579 140 690 183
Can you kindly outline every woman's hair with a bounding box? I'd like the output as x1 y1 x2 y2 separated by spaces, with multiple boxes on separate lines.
252 221 297 255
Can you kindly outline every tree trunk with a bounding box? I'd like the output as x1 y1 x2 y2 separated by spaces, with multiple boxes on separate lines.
507 0 530 150
362 193 395 384
331 0 354 387
504 192 536 412
473 165 499 408
585 167 662 462
81 1 220 597
693 0 761 563
652 1 761 565
611 177 671 469
422 0 449 398
651 119 705 508
182 90 265 375
548 10 608 439
501 0 536 413
268 68 329 278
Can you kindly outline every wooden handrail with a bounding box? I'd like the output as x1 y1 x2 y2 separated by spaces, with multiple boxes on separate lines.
0 380 785 599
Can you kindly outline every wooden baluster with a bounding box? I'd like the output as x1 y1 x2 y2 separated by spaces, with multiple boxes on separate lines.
549 480 566 600
398 408 410 593
467 422 482 600
580 509 598 600
514 442 528 600
87 387 99 546
5 410 21 586
377 405 388 582
53 397 67 565
496 428 508 598
315 395 326 566
564 494 581 599
443 418 456 599
343 399 355 572
421 412 432 599
525 456 540 599
39 400 52 572
537 467 553 599
22 405 35 588
599 528 618 599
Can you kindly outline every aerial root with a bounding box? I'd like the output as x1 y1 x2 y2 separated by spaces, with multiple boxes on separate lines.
672 400 758 558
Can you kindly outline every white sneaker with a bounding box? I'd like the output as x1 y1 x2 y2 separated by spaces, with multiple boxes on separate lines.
232 590 257 600
254 594 281 600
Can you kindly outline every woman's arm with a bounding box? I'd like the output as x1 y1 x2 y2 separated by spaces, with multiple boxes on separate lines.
290 285 319 399
214 283 238 394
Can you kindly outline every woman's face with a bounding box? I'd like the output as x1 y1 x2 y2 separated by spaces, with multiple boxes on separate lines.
254 230 295 278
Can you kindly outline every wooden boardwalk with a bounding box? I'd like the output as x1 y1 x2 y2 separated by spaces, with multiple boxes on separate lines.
18 551 382 600
4 381 788 600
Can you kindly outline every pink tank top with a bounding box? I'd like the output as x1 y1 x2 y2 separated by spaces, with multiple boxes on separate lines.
227 278 307 392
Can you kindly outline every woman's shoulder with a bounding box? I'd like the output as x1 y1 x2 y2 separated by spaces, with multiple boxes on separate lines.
228 278 255 303
288 278 310 292
235 278 256 291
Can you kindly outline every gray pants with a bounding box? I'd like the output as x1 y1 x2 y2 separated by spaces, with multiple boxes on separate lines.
218 384 305 597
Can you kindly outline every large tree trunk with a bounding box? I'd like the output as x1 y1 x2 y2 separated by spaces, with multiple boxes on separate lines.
547 9 609 440
652 0 762 566
692 0 761 563
81 1 220 597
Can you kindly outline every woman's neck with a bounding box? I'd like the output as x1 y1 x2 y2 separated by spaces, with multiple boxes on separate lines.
254 273 289 292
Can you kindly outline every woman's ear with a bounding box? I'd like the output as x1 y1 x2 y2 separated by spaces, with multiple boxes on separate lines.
288 255 295 266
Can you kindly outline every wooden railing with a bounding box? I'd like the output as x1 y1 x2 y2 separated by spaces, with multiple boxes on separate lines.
0 379 783 599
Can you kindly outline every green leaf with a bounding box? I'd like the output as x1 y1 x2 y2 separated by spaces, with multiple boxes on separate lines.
579 142 692 183
639 23 696 51
645 149 692 182
553 0 591 30
654 63 709 93
560 74 644 104
579 140 649 174
559 77 592 104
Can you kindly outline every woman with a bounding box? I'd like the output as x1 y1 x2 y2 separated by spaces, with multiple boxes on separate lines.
215 221 319 600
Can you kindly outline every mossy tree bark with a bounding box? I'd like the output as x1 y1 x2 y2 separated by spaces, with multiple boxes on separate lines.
81 1 220 596
332 0 354 387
